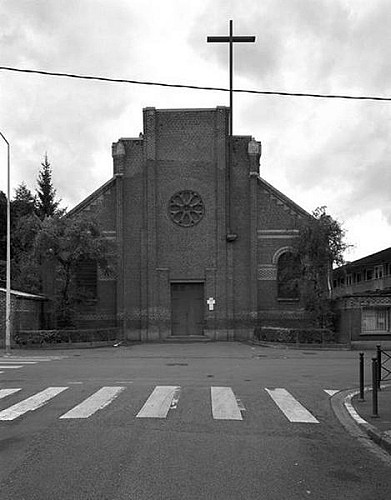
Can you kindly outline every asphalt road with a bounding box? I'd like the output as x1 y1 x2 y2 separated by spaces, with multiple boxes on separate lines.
0 342 390 499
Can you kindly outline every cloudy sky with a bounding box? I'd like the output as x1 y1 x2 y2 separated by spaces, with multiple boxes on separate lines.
1 0 391 261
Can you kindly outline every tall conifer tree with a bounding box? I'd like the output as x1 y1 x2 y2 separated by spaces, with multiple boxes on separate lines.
36 154 61 219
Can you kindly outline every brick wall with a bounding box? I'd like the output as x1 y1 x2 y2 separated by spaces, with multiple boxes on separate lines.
64 179 119 330
0 290 45 345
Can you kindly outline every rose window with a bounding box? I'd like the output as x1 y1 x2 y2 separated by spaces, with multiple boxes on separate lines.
169 190 204 227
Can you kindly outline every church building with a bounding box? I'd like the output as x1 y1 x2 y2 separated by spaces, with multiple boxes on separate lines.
67 106 310 341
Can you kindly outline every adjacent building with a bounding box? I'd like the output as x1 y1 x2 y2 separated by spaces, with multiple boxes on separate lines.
333 247 391 343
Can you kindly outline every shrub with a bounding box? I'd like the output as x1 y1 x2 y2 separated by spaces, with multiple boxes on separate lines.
14 328 120 346
254 326 335 344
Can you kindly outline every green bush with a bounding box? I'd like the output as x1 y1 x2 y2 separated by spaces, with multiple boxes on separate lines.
254 326 335 344
14 328 120 346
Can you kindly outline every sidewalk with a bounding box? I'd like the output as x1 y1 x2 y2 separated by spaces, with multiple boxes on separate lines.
343 384 391 456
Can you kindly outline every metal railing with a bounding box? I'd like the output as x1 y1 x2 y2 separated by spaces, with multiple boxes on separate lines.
377 344 391 384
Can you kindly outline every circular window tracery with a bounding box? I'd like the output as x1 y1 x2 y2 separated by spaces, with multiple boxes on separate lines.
168 190 204 227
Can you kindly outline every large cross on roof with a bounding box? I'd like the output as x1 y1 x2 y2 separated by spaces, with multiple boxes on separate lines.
207 20 256 137
207 20 256 240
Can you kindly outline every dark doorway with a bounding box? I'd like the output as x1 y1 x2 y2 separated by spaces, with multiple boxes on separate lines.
171 283 204 336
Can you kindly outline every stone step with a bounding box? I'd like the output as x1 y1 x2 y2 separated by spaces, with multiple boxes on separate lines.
165 335 211 343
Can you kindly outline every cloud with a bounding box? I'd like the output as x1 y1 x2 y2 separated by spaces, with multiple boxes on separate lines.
0 0 144 206
0 0 390 261
188 0 391 259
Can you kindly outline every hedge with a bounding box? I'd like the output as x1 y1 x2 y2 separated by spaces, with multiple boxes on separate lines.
14 328 120 346
254 326 336 344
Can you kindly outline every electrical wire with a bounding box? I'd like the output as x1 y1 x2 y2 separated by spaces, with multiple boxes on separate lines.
0 65 390 102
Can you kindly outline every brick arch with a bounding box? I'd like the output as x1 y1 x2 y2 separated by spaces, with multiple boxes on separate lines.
272 246 296 265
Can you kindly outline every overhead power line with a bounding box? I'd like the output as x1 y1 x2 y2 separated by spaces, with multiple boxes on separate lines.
1 65 391 102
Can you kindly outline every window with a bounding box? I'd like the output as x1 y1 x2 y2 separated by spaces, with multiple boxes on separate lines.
365 269 373 281
346 274 352 286
76 259 98 299
277 252 300 299
362 308 390 334
375 265 383 279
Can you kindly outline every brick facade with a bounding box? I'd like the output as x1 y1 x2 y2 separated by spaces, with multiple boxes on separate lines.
66 107 311 341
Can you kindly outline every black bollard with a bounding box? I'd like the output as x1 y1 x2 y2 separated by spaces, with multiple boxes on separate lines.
358 352 365 401
371 357 379 418
376 344 382 391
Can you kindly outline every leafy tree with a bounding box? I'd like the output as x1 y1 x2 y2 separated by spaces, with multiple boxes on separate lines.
11 214 43 293
11 182 36 222
9 183 39 290
294 206 350 328
33 214 109 326
35 154 62 219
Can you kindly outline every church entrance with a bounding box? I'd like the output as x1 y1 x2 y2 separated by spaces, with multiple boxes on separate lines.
171 283 204 336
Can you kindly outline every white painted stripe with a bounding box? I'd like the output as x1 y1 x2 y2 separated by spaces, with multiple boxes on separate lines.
59 387 125 419
136 386 180 418
265 388 319 423
211 387 243 420
0 361 37 364
0 357 49 361
0 365 23 369
0 388 22 399
0 357 64 361
324 389 340 396
0 371 3 374
0 387 68 421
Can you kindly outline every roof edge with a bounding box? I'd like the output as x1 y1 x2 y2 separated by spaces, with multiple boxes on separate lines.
256 174 311 219
0 288 46 300
67 175 120 217
143 106 229 113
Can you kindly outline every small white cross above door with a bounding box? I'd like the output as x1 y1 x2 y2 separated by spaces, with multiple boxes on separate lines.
207 297 216 311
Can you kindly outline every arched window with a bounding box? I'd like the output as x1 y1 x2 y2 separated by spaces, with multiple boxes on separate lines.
277 252 300 299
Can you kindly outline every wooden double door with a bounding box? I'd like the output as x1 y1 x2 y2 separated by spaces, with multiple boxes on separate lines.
171 283 204 336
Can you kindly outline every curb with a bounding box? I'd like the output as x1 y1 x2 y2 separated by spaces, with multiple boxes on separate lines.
7 340 128 350
331 385 391 459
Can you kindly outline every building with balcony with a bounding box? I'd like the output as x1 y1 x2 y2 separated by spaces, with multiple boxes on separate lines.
333 247 391 344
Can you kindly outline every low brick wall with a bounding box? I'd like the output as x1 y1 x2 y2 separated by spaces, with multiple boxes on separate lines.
0 288 47 347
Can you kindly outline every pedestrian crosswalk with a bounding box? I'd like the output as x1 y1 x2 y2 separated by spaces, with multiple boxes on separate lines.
0 388 22 400
60 387 125 419
265 388 319 423
136 386 181 419
0 387 68 421
211 386 243 420
0 356 66 374
0 384 339 424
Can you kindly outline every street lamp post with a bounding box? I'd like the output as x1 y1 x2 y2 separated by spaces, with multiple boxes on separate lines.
0 131 11 355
